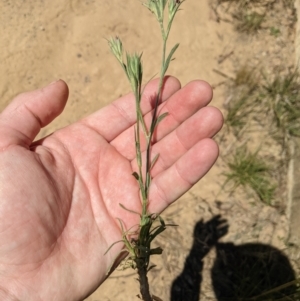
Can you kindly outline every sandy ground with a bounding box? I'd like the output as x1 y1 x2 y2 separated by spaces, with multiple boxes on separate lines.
0 0 230 130
1 1 299 301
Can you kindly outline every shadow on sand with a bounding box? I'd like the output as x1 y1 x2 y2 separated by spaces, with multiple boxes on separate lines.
170 215 299 301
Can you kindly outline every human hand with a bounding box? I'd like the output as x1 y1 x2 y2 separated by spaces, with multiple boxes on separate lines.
0 77 223 301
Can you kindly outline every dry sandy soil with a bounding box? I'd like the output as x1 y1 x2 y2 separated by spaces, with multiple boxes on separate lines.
0 1 299 300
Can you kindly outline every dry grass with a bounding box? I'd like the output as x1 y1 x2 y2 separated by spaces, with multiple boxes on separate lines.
224 146 276 205
261 70 300 143
233 10 265 33
214 0 296 34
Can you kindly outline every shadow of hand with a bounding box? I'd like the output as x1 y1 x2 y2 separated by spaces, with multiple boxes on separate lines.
170 215 228 301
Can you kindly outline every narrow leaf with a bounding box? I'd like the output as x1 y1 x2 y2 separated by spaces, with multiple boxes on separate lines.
104 239 124 255
105 248 129 275
147 264 157 272
158 214 166 227
116 217 125 232
148 225 166 243
119 203 141 216
155 112 168 127
132 172 139 180
150 247 163 255
150 153 160 170
163 43 179 75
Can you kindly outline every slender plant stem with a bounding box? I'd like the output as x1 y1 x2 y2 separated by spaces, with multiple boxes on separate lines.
145 27 167 202
107 2 184 300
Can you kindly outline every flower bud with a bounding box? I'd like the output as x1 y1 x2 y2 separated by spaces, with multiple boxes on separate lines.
107 36 123 64
126 53 143 93
143 0 162 21
168 0 182 22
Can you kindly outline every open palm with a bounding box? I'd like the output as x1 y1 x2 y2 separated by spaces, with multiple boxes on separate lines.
0 77 222 301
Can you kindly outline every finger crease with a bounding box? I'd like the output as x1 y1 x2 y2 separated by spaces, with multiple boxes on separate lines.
111 101 133 127
175 129 189 152
166 102 182 126
175 160 193 187
152 180 169 208
24 103 43 128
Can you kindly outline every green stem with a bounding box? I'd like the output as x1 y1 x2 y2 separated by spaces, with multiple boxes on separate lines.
144 24 167 206
136 90 148 205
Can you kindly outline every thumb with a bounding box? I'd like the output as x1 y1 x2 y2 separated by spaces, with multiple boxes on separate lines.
0 80 69 148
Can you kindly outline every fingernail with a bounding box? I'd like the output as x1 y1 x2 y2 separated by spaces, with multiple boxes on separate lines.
47 79 61 86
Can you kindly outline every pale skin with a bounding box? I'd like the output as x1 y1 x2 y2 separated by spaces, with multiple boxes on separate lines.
0 76 223 301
